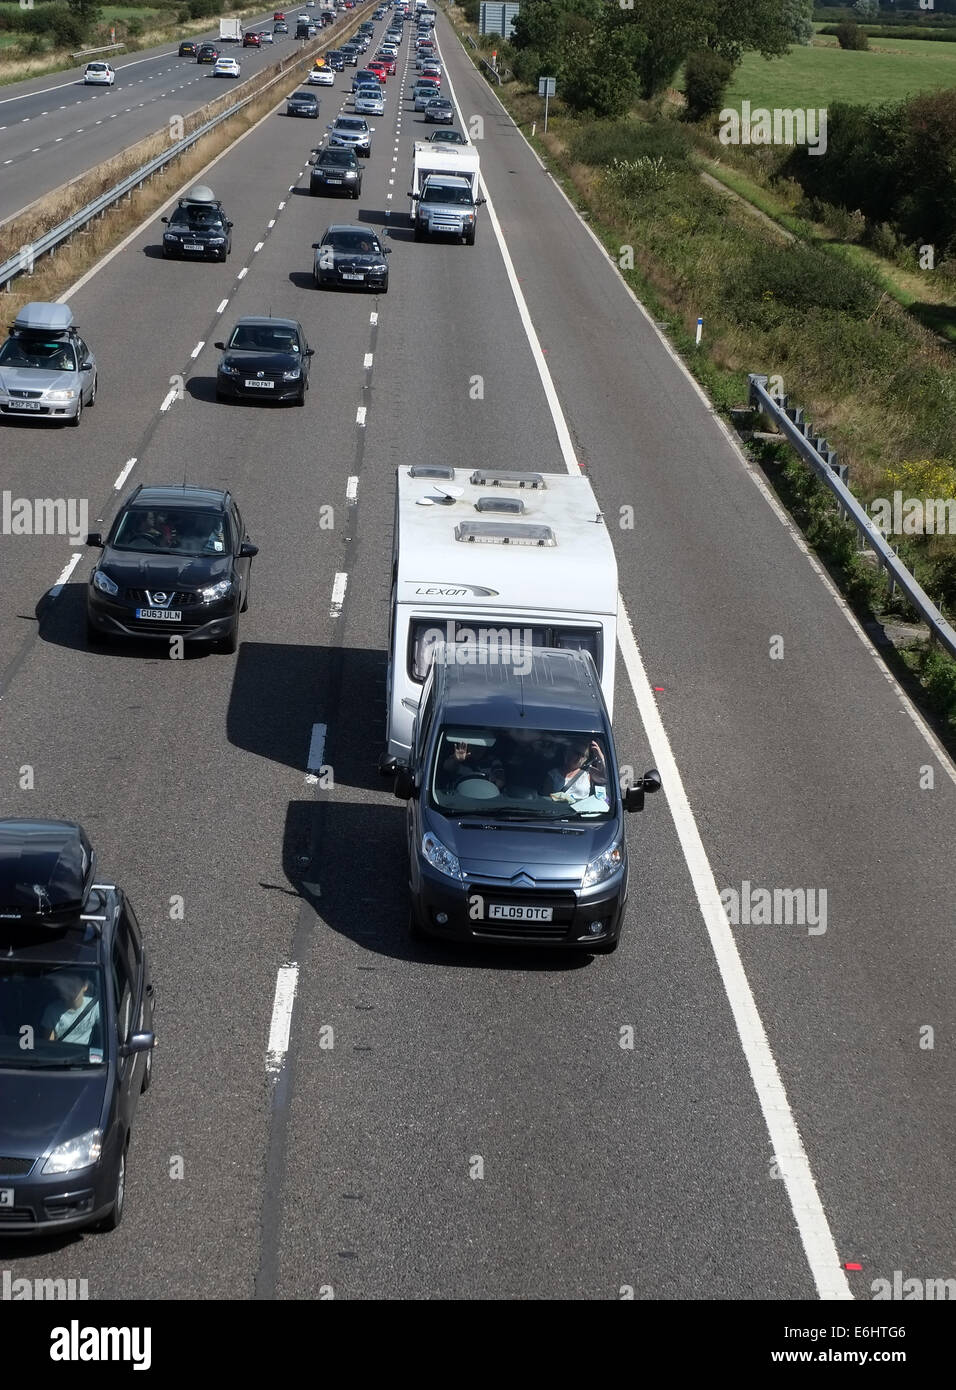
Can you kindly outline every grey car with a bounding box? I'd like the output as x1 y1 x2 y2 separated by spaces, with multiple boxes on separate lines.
414 85 439 110
424 97 453 124
326 115 373 155
354 88 384 116
0 302 96 426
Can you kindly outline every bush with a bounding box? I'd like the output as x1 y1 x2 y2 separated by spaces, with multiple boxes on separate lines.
571 118 692 169
731 242 881 322
460 0 481 22
868 220 900 259
683 49 733 124
835 20 869 49
126 18 144 38
605 155 677 199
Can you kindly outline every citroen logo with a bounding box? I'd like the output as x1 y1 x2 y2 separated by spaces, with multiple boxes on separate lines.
511 871 535 887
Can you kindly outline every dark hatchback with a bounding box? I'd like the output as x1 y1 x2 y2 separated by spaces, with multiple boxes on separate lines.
313 223 391 292
286 88 320 117
0 820 155 1236
178 40 198 55
310 145 363 198
394 646 661 953
86 484 258 653
161 200 232 260
197 43 219 63
325 49 346 70
215 315 313 404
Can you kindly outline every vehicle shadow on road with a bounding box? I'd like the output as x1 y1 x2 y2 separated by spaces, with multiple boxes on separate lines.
36 582 205 660
281 797 590 971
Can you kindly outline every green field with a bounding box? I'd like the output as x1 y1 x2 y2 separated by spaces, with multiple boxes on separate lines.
727 37 956 108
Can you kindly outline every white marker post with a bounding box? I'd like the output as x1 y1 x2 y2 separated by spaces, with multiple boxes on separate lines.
695 316 703 347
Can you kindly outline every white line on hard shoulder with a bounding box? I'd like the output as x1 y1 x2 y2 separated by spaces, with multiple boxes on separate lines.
448 54 853 1303
113 457 137 490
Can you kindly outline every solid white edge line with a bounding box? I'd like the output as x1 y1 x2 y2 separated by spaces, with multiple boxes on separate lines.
443 45 852 1302
50 552 82 597
307 722 326 773
265 963 298 1076
113 457 136 490
329 571 348 619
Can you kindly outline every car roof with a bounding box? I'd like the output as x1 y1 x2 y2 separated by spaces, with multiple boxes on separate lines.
433 647 605 730
124 485 229 512
232 316 300 331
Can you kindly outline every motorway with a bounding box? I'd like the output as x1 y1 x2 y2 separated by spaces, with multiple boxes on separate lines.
0 4 954 1300
0 10 329 226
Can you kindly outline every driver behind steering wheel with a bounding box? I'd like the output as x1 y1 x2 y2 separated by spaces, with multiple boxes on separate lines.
440 738 505 792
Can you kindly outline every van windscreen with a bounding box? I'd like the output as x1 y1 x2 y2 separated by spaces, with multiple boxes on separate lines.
429 726 614 820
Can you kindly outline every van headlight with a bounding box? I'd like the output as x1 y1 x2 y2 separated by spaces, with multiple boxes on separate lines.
582 841 624 888
422 831 462 881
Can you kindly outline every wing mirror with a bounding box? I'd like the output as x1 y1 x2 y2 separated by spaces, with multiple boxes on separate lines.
86 532 104 548
239 541 259 558
213 341 225 350
79 360 93 372
161 216 169 224
393 767 414 801
305 346 315 356
623 769 662 813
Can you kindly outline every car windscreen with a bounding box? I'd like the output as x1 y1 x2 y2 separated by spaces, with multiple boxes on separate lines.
428 726 614 820
319 149 357 165
336 118 367 131
408 621 600 682
326 231 380 253
227 324 300 353
0 962 107 1069
111 508 231 557
171 207 225 228
421 182 472 204
0 336 77 370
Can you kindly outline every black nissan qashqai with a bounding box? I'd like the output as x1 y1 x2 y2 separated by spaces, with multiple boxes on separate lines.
86 484 258 653
0 819 155 1236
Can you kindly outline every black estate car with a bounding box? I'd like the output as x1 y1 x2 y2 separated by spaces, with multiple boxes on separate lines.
310 145 363 198
0 819 155 1235
214 316 313 404
161 185 232 261
86 484 258 653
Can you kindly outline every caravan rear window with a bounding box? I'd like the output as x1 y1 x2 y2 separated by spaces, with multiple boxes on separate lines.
408 621 601 682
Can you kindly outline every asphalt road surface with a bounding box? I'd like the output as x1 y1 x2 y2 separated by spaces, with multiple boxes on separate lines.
0 5 953 1301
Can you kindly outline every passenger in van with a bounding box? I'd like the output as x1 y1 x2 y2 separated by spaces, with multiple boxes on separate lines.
43 973 99 1045
546 739 608 802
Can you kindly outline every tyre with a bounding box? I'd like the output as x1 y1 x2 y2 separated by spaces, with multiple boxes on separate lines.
590 937 619 955
240 574 250 614
140 1043 153 1093
95 1143 126 1232
414 223 423 242
464 227 476 246
69 395 83 427
218 618 239 654
88 373 97 407
216 388 228 403
379 278 389 295
408 904 426 941
86 617 106 645
295 386 306 406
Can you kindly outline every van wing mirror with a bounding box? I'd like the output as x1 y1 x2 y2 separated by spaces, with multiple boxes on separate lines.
623 769 662 813
393 767 414 801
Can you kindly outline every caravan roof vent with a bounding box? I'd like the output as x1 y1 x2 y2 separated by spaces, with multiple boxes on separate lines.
408 465 455 480
0 819 96 928
455 521 555 547
469 470 545 489
475 496 525 515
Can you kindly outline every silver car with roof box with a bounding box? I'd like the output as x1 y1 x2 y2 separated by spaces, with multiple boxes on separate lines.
0 303 96 426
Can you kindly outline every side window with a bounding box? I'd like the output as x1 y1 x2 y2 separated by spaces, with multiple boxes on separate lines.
76 338 89 364
415 674 435 763
231 504 244 545
111 938 134 1042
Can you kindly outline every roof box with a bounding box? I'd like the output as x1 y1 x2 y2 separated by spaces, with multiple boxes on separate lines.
180 184 218 205
12 302 74 335
0 819 96 927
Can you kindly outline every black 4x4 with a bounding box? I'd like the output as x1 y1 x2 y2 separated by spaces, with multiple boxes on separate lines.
0 820 155 1236
86 484 258 653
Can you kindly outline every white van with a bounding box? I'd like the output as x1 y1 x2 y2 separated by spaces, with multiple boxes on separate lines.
382 467 619 769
